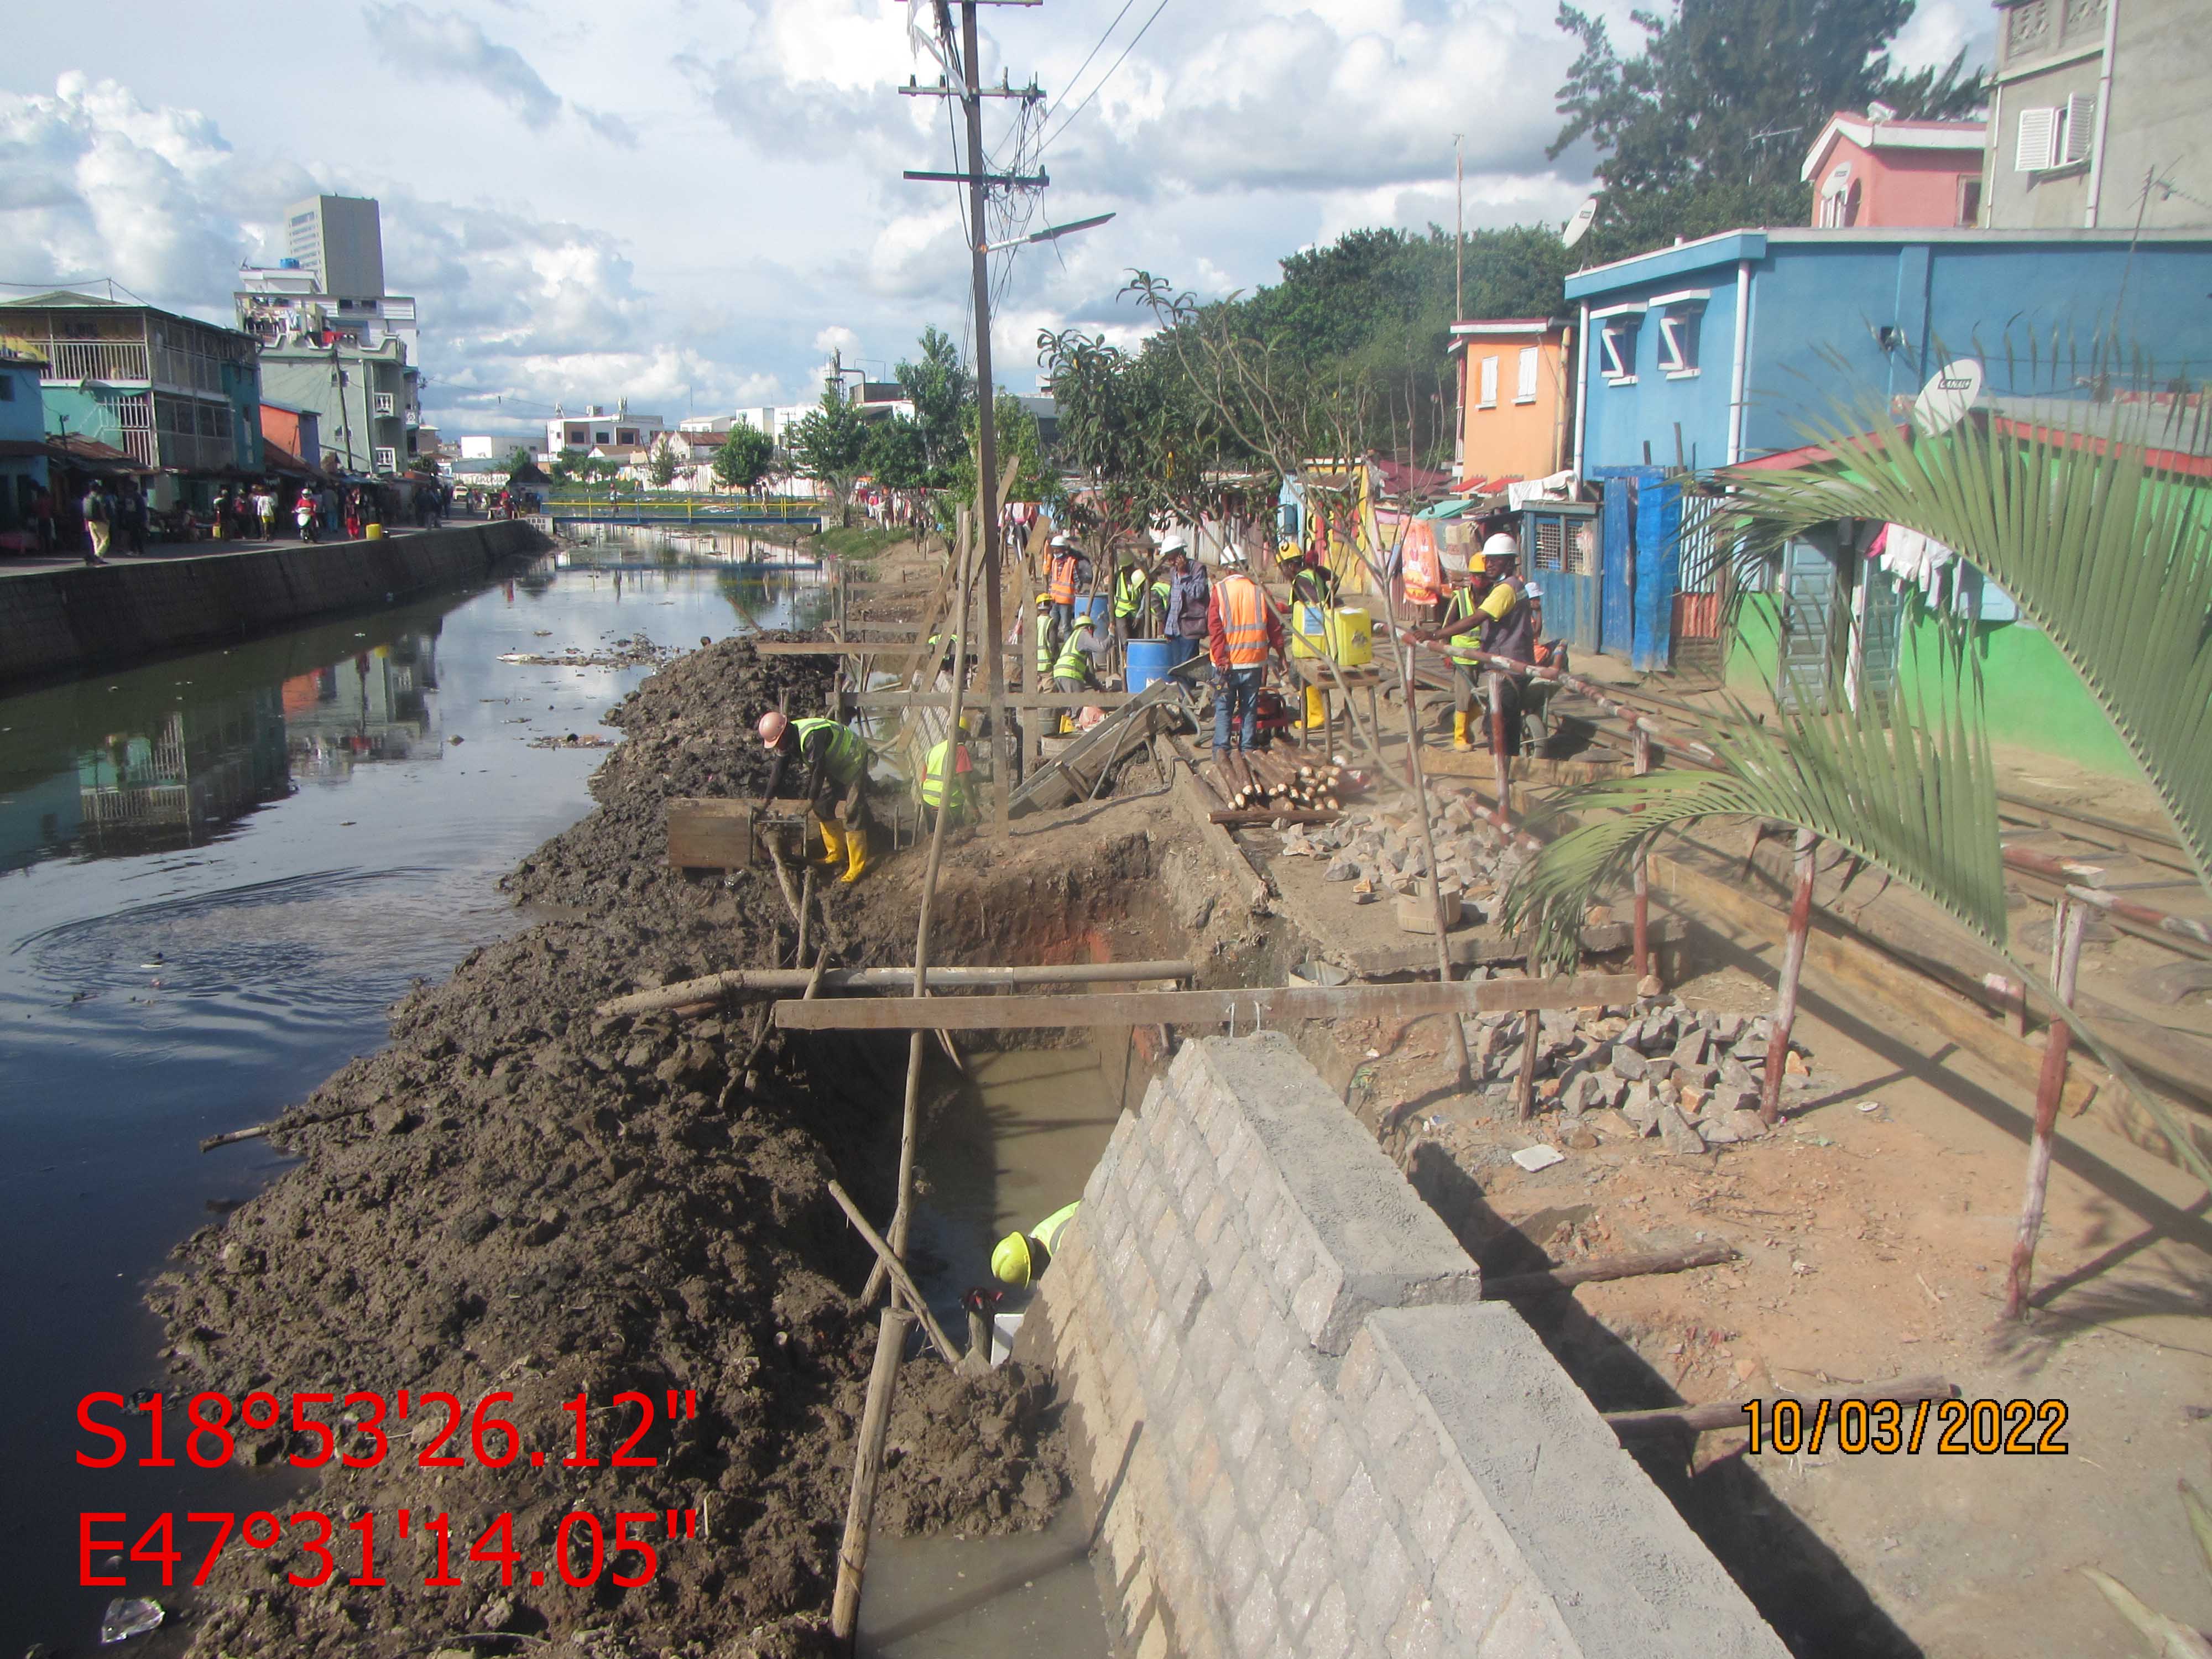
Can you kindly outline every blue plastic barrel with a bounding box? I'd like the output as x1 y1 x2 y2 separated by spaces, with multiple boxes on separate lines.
1077 594 1110 628
1125 638 1176 693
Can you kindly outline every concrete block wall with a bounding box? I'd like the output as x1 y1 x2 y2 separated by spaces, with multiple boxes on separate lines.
1028 1032 1787 1659
0 520 546 688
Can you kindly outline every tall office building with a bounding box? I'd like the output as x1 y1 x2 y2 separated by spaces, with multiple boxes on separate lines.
284 195 385 299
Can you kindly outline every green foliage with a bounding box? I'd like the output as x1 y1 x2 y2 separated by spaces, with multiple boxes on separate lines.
787 379 872 526
504 445 535 479
711 423 776 492
646 434 679 489
862 414 931 492
547 453 576 486
1551 0 1986 259
895 325 974 482
2082 1480 2212 1656
1037 327 1214 540
950 391 1060 515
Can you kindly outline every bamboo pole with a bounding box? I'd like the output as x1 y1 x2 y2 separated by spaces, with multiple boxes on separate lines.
594 959 1198 1018
2005 895 2086 1319
1603 1376 1956 1440
1632 725 1652 980
826 1181 969 1369
1514 1006 1542 1119
1481 1241 1740 1299
1760 828 1819 1126
828 1306 912 1637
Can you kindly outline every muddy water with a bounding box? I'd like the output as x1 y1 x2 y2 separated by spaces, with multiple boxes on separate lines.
857 1044 1133 1657
0 530 827 1653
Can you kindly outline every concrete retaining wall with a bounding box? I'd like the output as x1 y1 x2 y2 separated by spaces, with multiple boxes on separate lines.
0 520 550 688
1027 1032 1787 1659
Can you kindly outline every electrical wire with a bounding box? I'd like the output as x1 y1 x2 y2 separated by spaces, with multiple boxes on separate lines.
1037 0 1172 155
1046 0 1139 130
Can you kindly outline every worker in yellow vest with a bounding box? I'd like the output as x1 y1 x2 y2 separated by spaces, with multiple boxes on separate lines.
1276 541 1336 731
992 1201 1081 1287
758 709 877 882
920 718 972 830
1050 619 1103 734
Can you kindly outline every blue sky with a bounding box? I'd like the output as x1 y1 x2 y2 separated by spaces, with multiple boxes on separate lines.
0 0 1991 442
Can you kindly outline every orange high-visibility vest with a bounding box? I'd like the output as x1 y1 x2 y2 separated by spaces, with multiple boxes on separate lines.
1219 573 1268 666
1048 551 1081 604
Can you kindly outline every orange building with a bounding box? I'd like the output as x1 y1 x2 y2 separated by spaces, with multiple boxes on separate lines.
1449 318 1575 489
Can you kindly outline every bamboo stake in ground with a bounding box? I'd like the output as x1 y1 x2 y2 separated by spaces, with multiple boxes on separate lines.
1632 725 1652 980
1514 1005 1542 1119
1384 623 1472 1090
826 1181 970 1369
1760 828 1819 1125
828 1306 911 1639
2005 895 2087 1319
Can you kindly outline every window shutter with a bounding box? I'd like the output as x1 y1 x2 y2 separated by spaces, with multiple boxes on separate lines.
2015 106 2058 172
1478 356 1498 408
2063 93 2096 164
1516 347 1540 402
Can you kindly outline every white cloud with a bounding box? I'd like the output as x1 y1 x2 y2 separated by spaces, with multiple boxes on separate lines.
361 4 636 146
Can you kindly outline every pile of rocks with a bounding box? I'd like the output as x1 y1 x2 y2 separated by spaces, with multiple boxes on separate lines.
1462 990 1817 1152
1275 782 1528 905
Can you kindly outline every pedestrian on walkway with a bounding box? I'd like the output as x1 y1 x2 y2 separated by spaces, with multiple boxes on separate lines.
253 484 277 539
80 480 111 565
1206 546 1285 775
117 480 148 555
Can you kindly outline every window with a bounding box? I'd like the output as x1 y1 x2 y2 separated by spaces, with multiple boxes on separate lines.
1957 175 1983 227
1648 289 1707 378
1818 163 1852 227
1532 517 1564 571
2015 106 2058 172
0 375 13 402
1515 347 1540 404
2063 92 2096 164
1477 356 1498 409
2015 97 2093 174
594 430 612 444
373 446 398 472
373 392 395 416
1595 314 1642 383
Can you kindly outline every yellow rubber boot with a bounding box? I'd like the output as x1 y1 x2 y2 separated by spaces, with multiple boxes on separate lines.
841 826 872 884
1452 712 1473 752
817 820 848 865
1304 685 1327 729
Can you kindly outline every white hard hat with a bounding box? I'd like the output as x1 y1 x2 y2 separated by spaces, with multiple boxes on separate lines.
1522 581 1543 599
1155 528 1189 556
1482 532 1521 563
1218 545 1245 567
1050 531 1072 547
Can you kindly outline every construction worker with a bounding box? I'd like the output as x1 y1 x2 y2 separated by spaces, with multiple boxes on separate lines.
1157 530 1209 669
1207 546 1285 778
758 709 878 883
1110 549 1153 645
1045 532 1088 644
1433 532 1536 760
920 717 972 831
992 1201 1081 1287
1275 541 1337 731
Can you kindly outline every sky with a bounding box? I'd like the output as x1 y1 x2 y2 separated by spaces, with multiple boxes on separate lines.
0 0 1991 443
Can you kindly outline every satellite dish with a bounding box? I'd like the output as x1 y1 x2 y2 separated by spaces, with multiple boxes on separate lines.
1912 358 1985 435
1561 196 1600 251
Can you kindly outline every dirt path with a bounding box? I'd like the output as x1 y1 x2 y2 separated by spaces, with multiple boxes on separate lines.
150 634 1073 1658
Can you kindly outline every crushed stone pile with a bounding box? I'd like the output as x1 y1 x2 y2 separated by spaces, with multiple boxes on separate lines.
149 633 1067 1659
1272 780 1530 909
1458 989 1822 1152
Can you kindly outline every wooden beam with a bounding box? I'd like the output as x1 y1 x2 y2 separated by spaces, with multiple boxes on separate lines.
596 959 1197 1016
771 973 1640 1032
1603 1376 1957 1440
665 798 754 869
1480 1242 1741 1300
847 690 1136 711
750 641 936 658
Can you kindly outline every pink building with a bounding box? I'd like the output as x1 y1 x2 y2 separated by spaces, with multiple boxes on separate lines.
1801 106 1988 229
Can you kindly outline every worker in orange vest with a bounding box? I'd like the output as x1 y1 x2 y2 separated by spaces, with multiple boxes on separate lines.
1045 532 1089 648
1206 545 1286 783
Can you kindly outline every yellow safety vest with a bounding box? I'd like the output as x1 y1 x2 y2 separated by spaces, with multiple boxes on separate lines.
1052 632 1093 683
1113 566 1147 619
1034 1201 1079 1256
920 739 968 812
791 716 865 787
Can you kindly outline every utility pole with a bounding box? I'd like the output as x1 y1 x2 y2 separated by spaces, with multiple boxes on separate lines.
1454 133 1464 320
901 3 1046 836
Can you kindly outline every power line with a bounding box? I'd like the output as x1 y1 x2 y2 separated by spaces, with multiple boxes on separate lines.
1044 0 1138 129
1037 0 1171 155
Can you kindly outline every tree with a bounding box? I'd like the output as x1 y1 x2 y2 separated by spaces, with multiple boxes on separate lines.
547 453 576 486
1550 0 1985 261
787 379 872 526
950 391 1060 519
895 325 974 482
861 415 930 493
712 424 776 493
646 433 680 489
504 445 534 479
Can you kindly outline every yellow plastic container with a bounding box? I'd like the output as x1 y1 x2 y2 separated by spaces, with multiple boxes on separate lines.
1289 603 1372 666
366 523 386 540
1327 606 1373 667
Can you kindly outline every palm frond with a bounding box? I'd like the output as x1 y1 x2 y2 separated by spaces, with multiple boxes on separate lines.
1728 390 2212 895
1503 625 2005 969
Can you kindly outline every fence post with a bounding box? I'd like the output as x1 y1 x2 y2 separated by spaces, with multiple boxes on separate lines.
2005 897 2087 1319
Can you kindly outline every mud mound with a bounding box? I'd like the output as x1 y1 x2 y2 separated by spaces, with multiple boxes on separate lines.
150 634 1068 1658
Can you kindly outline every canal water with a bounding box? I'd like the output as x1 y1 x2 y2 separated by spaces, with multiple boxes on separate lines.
0 528 830 1653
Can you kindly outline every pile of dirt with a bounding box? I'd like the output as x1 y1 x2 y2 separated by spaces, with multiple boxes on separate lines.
149 634 1071 1659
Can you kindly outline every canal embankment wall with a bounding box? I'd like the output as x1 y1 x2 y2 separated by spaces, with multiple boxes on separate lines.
0 519 551 689
1025 1031 1788 1659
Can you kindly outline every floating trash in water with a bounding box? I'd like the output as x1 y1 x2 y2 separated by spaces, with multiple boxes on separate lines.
138 954 164 968
100 1597 164 1644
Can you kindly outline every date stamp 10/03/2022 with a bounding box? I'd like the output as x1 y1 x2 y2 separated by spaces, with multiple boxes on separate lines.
1740 1396 2070 1457
75 1388 706 1593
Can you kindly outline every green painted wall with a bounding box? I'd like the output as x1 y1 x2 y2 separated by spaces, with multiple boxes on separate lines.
1722 592 2140 777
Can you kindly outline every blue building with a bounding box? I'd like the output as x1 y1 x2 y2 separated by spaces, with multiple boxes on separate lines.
1533 227 2212 684
0 349 51 548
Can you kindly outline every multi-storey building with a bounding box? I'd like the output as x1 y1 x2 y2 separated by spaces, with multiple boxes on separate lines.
546 405 665 453
0 291 261 472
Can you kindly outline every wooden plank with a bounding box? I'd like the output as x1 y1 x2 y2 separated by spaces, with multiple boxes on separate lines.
750 641 936 658
1344 920 1682 978
847 690 1136 711
771 973 1640 1032
596 959 1197 1016
1604 1376 1956 1440
666 798 754 868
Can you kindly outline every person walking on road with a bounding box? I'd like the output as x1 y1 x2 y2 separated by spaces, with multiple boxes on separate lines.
758 709 880 884
1206 546 1285 781
80 481 111 565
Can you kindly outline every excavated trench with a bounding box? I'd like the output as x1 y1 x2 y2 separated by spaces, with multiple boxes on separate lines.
142 634 1221 1659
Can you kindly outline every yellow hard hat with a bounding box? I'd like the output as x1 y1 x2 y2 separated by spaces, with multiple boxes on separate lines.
991 1231 1034 1287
